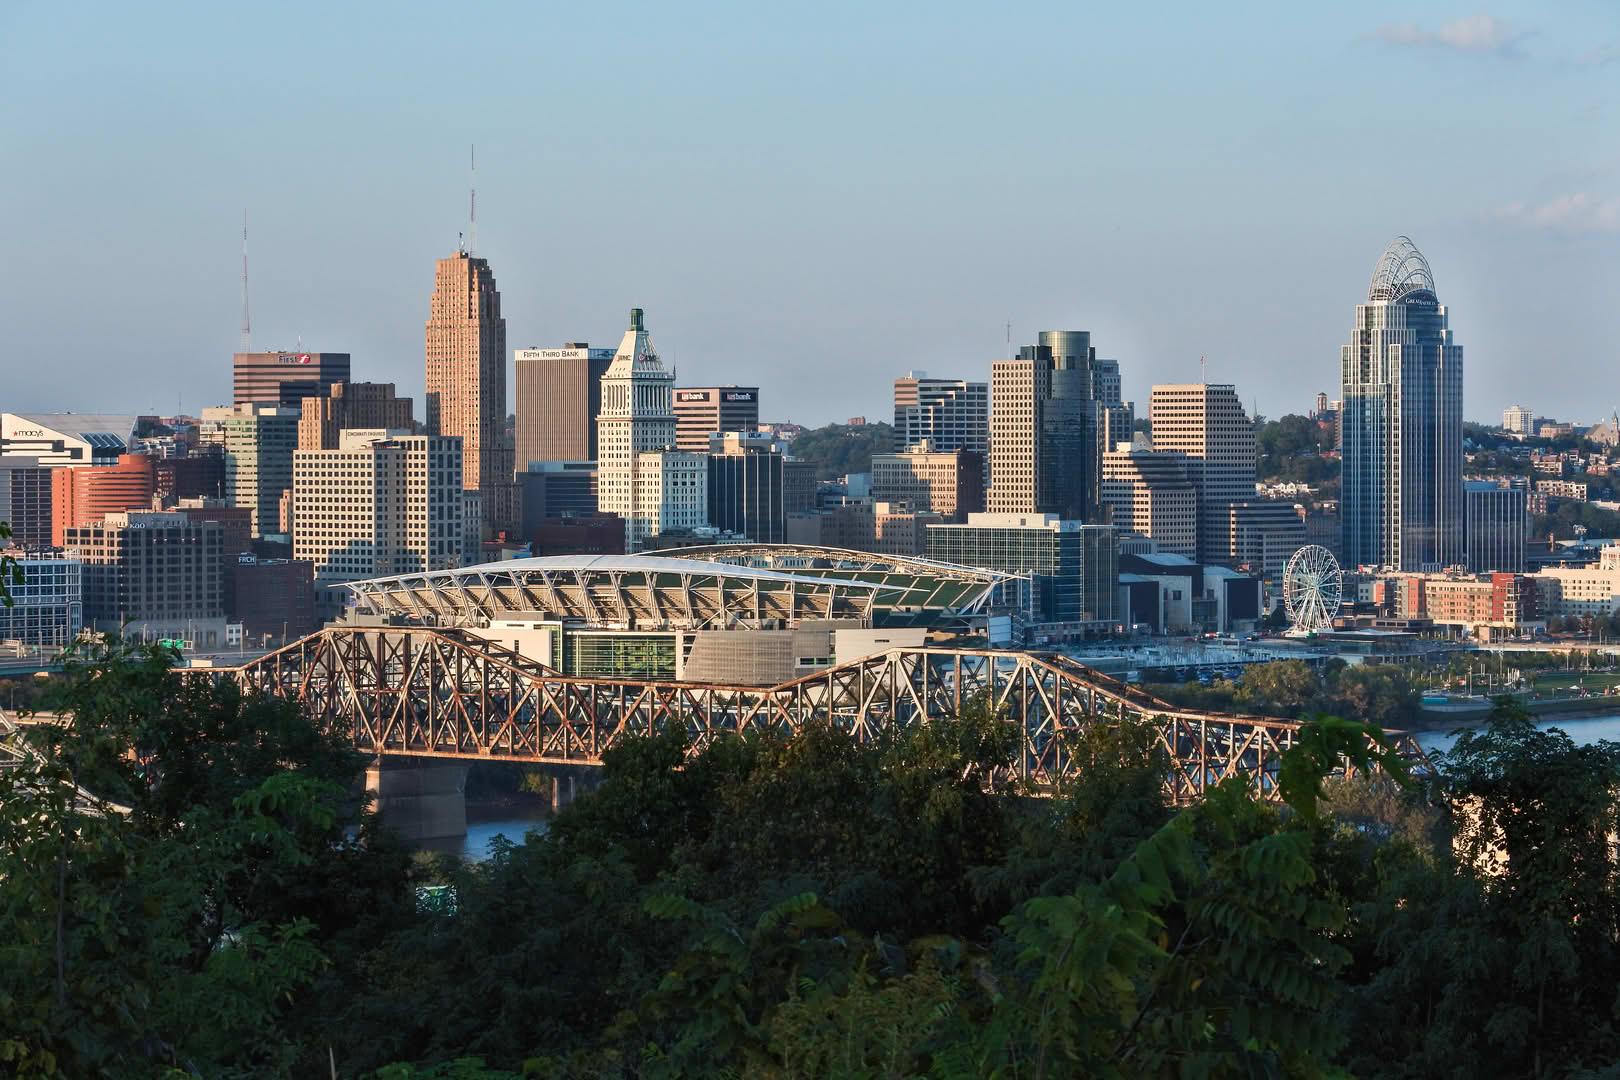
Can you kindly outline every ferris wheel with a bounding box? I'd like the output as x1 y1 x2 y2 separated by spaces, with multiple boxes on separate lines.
1283 545 1343 634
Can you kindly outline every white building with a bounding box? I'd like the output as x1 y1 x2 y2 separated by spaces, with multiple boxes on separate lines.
1502 404 1536 436
292 429 466 617
596 308 709 550
0 413 139 467
1531 545 1620 619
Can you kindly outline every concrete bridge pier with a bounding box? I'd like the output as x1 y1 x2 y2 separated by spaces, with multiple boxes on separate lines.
366 758 468 842
550 769 581 812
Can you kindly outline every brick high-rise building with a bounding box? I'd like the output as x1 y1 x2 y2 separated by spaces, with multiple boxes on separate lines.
425 250 516 536
153 449 225 503
229 557 317 644
232 352 350 407
673 386 760 452
50 453 157 547
298 382 416 452
1148 384 1257 565
514 345 614 466
65 511 226 647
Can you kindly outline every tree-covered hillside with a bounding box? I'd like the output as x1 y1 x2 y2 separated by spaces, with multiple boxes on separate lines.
789 421 895 480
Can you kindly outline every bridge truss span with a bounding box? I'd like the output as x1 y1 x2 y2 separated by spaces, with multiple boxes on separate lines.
206 627 1426 804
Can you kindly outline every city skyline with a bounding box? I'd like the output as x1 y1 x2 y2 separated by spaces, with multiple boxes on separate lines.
3 3 1617 426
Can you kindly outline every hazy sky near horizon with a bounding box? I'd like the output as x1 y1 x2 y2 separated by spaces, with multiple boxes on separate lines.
3 2 1618 426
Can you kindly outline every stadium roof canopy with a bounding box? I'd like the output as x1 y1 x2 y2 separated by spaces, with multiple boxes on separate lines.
654 544 1012 619
343 554 886 630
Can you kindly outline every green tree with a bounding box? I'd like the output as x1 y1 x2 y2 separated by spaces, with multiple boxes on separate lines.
1325 663 1419 729
787 422 896 480
0 637 415 1078
1236 659 1323 715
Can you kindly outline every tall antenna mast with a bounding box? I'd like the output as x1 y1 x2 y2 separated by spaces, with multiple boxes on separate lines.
240 210 251 352
468 144 477 256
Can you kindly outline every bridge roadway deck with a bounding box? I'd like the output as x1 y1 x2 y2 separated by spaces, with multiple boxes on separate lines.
191 626 1426 804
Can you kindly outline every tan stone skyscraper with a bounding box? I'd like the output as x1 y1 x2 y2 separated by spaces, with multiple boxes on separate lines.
425 251 516 536
1148 383 1257 564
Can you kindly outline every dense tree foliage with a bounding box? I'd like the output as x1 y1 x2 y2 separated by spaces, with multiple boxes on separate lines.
788 421 895 480
1256 414 1336 485
0 639 419 1077
1147 658 1422 730
1533 500 1620 542
5 649 1620 1077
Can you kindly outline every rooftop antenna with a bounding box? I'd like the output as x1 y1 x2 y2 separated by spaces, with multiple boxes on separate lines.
468 144 477 256
1200 353 1206 385
240 210 251 352
1005 319 1011 345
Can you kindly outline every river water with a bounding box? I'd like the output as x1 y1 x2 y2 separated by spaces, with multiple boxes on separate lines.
1416 713 1620 755
416 801 553 861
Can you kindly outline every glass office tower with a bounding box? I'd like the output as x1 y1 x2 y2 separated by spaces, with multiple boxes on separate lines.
1340 237 1464 571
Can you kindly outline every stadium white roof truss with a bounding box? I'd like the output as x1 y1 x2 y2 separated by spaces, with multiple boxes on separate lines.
657 544 1010 615
343 556 883 630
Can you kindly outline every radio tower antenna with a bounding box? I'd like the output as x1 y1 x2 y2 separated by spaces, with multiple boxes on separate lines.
468 144 477 256
240 210 251 352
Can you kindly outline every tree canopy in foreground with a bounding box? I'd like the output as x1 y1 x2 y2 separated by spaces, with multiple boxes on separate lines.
3 646 1619 1079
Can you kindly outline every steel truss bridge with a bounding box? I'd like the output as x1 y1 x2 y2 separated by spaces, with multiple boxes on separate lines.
199 626 1426 804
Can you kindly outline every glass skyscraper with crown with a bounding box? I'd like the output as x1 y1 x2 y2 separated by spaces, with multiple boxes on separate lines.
1339 237 1464 571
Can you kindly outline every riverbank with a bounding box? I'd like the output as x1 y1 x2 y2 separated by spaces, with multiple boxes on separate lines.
1415 693 1620 730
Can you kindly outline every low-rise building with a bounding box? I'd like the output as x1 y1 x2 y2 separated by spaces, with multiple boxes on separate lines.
1535 478 1588 502
0 553 82 647
1371 570 1543 639
1117 552 1263 634
1531 544 1620 619
229 556 317 644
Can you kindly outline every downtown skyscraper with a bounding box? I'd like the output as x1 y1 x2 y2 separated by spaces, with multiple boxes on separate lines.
596 309 708 550
1148 383 1256 566
426 250 516 536
1340 237 1463 571
988 330 1132 520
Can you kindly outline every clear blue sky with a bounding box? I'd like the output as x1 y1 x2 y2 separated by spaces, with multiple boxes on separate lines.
3 1 1617 426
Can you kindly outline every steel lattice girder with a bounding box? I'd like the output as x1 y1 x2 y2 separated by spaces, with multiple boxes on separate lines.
202 628 1428 803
